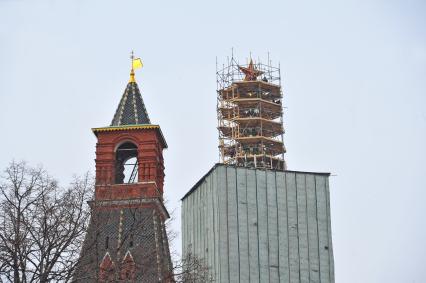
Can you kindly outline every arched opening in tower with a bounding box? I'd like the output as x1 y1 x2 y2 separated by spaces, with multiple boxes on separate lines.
115 142 138 184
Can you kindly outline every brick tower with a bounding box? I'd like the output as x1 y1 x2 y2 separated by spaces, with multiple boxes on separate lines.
74 56 173 282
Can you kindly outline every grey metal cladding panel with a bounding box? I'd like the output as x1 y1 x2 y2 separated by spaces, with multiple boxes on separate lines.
192 187 197 256
186 194 191 253
316 176 331 283
256 170 270 282
182 197 186 250
183 199 186 248
196 184 200 258
266 170 279 282
200 181 205 260
237 167 250 282
201 181 206 261
247 169 260 283
199 181 205 261
204 179 209 266
204 180 209 263
207 173 214 271
326 178 335 283
192 188 197 255
212 168 221 282
185 197 190 253
276 172 290 283
286 172 300 282
182 199 186 252
190 191 195 254
306 174 320 282
296 173 310 283
197 182 202 262
183 195 188 251
191 184 200 256
217 166 230 282
227 167 240 282
204 179 210 268
182 199 191 252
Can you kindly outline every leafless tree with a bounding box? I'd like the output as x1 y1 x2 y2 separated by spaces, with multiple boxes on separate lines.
164 205 214 283
166 250 214 283
0 161 92 283
0 161 211 282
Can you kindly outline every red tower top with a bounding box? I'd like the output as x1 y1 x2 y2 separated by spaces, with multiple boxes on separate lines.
74 56 173 282
91 58 167 202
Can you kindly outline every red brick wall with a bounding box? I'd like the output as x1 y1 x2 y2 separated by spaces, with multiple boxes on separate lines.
94 128 165 200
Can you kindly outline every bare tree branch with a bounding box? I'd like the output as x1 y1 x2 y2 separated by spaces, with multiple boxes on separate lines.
0 161 92 283
163 199 214 283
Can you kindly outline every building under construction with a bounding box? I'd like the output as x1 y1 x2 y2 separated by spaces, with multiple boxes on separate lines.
182 54 335 283
217 55 286 170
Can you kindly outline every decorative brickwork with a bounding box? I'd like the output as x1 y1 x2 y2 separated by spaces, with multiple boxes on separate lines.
119 251 136 281
99 253 115 282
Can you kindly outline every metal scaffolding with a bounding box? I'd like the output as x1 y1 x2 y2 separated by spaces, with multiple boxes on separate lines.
216 54 287 170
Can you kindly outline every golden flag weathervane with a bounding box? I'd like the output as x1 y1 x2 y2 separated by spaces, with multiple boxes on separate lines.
129 50 143 82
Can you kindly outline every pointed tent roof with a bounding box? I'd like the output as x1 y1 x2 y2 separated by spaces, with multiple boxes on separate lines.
110 81 151 126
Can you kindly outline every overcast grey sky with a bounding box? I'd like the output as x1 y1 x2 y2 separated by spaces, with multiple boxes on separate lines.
1 0 425 282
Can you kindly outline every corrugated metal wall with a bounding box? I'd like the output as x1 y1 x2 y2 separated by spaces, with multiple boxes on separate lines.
182 165 334 283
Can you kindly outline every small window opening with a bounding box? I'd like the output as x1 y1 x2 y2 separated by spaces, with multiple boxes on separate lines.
115 142 138 184
129 234 134 247
105 236 109 249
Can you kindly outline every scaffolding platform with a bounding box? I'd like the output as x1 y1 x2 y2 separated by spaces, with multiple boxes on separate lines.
217 54 287 170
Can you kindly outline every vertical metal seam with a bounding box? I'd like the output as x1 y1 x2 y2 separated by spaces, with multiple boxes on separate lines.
275 171 280 281
255 169 261 282
226 167 230 282
295 174 301 283
265 170 270 282
201 182 204 270
326 178 332 282
285 172 290 282
245 168 250 282
314 175 321 283
235 168 240 282
305 174 311 282
193 187 196 255
211 174 216 278
204 181 207 269
215 169 221 281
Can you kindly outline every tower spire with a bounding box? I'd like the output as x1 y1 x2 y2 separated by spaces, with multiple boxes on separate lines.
110 53 150 126
129 50 135 83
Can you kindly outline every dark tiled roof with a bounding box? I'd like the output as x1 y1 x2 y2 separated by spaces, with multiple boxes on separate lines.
111 82 151 126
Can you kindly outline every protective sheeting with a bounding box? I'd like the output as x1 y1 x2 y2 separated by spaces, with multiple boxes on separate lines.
182 164 334 283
